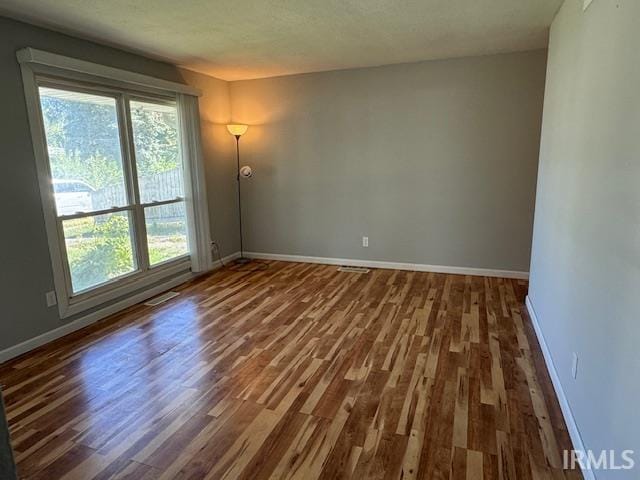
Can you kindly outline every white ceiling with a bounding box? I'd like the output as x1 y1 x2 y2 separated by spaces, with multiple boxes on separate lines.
0 0 562 81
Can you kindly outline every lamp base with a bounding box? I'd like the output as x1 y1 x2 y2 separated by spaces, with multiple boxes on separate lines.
235 257 252 265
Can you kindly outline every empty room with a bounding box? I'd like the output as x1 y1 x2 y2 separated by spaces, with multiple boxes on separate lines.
0 0 637 479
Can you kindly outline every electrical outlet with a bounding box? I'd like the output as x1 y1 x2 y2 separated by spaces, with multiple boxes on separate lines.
571 352 579 379
45 291 57 307
362 236 369 247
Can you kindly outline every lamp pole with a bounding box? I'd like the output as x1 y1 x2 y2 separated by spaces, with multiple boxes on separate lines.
226 124 250 265
234 134 249 263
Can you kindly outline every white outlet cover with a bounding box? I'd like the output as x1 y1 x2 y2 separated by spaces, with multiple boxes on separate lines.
362 236 369 247
45 291 57 307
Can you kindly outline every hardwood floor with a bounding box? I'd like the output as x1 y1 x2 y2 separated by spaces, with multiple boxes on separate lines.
0 261 581 479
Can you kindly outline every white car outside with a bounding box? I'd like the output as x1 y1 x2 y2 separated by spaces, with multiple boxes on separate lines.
53 179 95 216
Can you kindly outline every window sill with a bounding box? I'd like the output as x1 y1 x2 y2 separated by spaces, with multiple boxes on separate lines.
60 258 191 318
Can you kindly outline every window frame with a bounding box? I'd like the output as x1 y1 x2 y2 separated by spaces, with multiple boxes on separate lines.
19 49 208 318
128 94 191 269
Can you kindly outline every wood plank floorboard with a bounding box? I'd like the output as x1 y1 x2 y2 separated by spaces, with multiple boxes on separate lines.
0 261 582 479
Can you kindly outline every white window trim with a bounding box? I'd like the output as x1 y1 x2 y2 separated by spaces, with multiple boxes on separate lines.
18 48 212 319
17 48 201 96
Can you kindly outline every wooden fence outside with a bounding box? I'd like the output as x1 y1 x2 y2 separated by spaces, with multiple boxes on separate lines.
91 168 184 220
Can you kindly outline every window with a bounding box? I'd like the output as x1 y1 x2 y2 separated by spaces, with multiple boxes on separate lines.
19 48 211 318
37 82 192 299
129 100 190 266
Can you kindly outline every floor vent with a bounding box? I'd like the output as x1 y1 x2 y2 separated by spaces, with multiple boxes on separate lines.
338 266 371 273
144 291 179 306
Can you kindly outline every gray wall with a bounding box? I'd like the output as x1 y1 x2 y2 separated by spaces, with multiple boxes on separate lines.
529 0 640 476
229 50 547 271
0 16 236 352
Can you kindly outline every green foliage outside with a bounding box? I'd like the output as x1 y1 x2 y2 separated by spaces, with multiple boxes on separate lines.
64 215 135 292
65 215 188 292
41 95 180 189
130 102 180 178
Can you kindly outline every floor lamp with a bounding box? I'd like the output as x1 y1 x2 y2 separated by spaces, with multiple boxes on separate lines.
226 124 251 264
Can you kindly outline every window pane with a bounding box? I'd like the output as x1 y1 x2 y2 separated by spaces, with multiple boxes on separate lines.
39 87 128 215
63 212 137 293
130 100 184 204
145 202 189 266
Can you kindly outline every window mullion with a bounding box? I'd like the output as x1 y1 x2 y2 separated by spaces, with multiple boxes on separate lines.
58 205 132 221
118 93 150 272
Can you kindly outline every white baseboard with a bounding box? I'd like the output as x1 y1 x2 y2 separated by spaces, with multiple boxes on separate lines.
0 272 197 364
525 296 595 480
245 251 529 279
0 251 244 364
212 251 241 268
0 251 245 364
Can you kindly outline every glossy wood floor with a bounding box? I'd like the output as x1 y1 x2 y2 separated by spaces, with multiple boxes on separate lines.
0 261 581 480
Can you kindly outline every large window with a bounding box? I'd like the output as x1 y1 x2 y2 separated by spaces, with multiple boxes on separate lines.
18 48 211 319
37 82 190 298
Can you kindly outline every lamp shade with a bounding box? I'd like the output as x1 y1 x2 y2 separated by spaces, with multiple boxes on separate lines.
226 124 248 136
